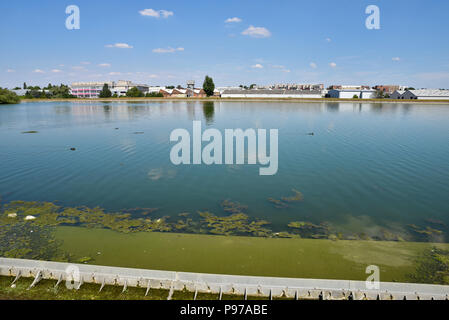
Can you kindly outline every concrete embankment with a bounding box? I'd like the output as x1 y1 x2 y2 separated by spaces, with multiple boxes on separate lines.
1 257 448 300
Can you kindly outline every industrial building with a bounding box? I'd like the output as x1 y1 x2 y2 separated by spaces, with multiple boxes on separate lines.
221 89 323 98
389 90 406 99
328 89 377 99
70 80 149 98
400 89 449 100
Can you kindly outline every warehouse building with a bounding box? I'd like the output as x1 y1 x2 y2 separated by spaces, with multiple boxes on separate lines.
221 89 322 98
70 80 149 98
328 89 376 99
400 89 449 100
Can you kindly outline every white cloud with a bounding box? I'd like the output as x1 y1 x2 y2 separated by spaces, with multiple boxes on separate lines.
225 17 242 23
139 9 173 18
326 38 332 42
6 69 15 73
152 47 184 53
51 69 62 73
329 62 337 68
105 43 133 49
392 57 401 61
251 64 264 69
98 63 111 67
272 65 290 72
33 69 45 73
310 62 317 69
242 25 271 38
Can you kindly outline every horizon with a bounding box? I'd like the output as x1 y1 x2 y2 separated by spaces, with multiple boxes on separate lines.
1 0 449 89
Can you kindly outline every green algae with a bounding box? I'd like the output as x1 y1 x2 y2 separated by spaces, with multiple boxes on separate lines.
287 221 332 239
268 189 303 208
55 226 449 283
221 199 248 214
0 199 447 264
407 247 449 285
198 211 271 237
281 189 304 202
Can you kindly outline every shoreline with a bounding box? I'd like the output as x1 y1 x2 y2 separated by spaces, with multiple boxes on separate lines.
15 97 449 105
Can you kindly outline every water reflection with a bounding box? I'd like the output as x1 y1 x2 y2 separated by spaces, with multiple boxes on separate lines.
202 101 215 125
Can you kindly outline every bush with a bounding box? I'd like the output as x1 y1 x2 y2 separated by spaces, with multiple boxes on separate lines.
0 88 21 104
352 95 359 99
126 87 144 97
145 92 164 97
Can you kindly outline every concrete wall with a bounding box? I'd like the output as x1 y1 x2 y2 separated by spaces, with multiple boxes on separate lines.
1 257 448 300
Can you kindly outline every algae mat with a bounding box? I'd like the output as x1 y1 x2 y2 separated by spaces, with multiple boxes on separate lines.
55 226 448 282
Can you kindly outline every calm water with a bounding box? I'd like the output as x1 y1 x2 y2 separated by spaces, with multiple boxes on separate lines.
1 101 449 238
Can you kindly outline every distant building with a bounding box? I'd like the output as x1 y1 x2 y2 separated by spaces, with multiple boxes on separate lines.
11 89 27 96
328 89 376 99
390 90 405 99
373 85 400 94
221 89 322 98
70 80 149 98
401 89 449 100
270 83 324 91
329 85 371 90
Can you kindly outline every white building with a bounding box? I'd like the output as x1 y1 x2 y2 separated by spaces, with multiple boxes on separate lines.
70 80 149 98
328 89 377 99
400 89 449 100
221 89 323 98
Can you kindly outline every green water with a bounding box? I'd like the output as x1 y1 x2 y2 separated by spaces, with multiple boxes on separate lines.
54 226 448 282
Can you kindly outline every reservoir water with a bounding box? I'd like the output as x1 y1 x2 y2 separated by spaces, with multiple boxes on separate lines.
1 101 449 241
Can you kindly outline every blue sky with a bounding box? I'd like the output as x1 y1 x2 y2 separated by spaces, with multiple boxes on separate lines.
1 0 449 88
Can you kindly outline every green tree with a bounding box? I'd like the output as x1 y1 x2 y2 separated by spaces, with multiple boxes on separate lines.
0 88 21 104
126 87 144 97
352 95 359 99
145 92 163 97
203 75 215 97
23 82 27 89
98 83 112 98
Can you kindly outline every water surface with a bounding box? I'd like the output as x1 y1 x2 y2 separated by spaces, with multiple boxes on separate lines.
1 101 448 239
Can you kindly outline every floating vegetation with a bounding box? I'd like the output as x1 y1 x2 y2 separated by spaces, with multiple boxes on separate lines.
121 207 159 217
178 212 190 217
281 189 304 202
407 224 444 241
268 189 303 208
424 218 446 227
287 221 331 239
0 221 68 261
221 199 248 214
21 131 38 134
198 211 271 237
408 247 449 285
0 200 447 249
267 198 289 209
